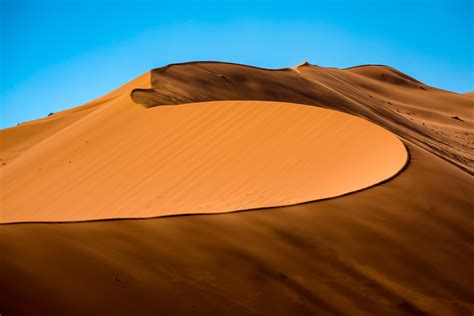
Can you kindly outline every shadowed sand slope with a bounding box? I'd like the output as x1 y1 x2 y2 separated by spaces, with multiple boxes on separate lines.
1 100 406 223
0 144 472 315
131 62 473 174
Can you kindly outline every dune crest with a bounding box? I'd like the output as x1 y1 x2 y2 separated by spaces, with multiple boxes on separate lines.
1 99 406 223
131 61 473 174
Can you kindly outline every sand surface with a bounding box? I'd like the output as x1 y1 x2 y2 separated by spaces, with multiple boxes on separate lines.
0 143 472 315
1 99 406 223
0 72 150 166
0 62 473 315
132 62 473 174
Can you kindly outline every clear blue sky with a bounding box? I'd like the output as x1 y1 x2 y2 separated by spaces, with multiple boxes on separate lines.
1 0 473 128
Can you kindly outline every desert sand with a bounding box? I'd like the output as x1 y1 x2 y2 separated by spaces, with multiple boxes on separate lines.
0 98 406 223
0 73 151 166
132 62 473 174
0 62 473 315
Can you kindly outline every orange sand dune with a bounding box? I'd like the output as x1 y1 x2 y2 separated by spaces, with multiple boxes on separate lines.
0 61 473 315
1 99 406 223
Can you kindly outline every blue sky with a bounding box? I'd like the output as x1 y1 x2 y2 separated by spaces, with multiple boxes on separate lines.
1 0 472 128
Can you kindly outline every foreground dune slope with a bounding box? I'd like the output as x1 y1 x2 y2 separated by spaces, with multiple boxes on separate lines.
1 99 406 223
0 143 472 315
132 62 473 174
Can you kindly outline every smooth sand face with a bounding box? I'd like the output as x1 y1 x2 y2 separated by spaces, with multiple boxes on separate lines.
1 99 406 223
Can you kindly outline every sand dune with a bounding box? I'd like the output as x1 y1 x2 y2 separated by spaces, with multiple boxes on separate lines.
1 99 406 223
0 61 473 315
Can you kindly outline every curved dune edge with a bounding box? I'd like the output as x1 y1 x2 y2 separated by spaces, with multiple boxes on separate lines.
1 100 407 223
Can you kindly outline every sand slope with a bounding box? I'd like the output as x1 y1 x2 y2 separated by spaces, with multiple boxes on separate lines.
0 72 150 166
0 143 472 315
132 62 473 174
1 99 406 223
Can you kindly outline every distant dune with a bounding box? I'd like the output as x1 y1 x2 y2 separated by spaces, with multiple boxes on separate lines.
0 61 472 315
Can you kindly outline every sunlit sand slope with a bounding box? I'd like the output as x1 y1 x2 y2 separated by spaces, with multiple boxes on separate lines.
0 72 150 165
1 100 406 223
